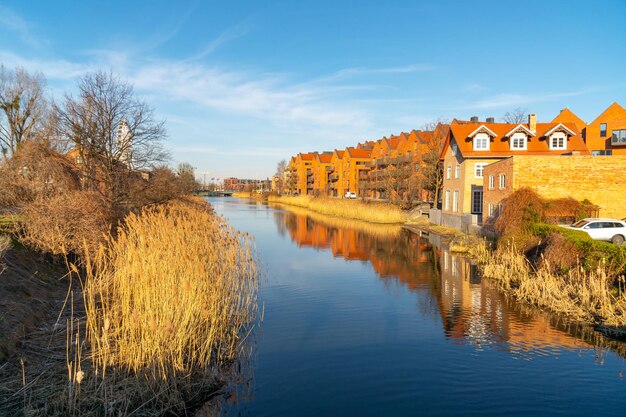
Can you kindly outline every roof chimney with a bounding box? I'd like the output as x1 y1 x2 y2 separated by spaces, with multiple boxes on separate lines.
528 113 537 134
470 116 479 123
486 117 494 124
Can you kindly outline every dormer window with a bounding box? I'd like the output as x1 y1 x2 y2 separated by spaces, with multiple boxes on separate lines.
549 132 567 150
510 132 527 150
473 133 490 151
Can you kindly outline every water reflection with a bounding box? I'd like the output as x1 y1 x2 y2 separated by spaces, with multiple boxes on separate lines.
271 204 625 360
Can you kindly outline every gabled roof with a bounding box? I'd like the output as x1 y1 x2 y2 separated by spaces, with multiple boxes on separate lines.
543 123 576 137
588 102 626 125
468 124 498 138
345 147 372 159
298 152 316 161
552 108 586 131
442 121 589 159
504 124 535 137
314 153 332 163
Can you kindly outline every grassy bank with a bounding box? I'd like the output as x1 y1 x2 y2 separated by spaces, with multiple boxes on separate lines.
0 199 259 416
266 195 407 224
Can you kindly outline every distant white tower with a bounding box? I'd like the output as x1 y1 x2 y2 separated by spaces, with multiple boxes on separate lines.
117 119 132 168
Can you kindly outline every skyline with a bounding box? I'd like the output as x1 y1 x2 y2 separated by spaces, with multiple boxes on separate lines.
1 0 625 179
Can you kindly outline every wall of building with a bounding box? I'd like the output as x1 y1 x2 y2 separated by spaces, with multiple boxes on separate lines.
482 157 514 222
586 104 626 155
485 155 626 220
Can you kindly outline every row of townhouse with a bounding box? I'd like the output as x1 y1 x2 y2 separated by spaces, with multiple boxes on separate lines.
286 125 449 201
438 103 626 231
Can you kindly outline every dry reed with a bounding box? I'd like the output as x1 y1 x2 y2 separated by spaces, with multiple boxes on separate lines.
472 243 626 330
267 195 407 224
82 200 258 381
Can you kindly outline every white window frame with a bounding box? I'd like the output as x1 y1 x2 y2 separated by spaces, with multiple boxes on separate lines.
471 189 483 214
488 175 495 190
510 132 528 150
474 163 488 178
549 132 567 150
455 164 460 179
473 133 490 151
451 142 458 156
453 190 459 213
446 165 451 179
499 174 506 189
445 190 450 211
488 203 494 217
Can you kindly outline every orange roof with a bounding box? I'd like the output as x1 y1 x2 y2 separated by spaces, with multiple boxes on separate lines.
334 150 345 158
443 121 589 158
346 147 372 158
552 108 586 132
298 152 316 161
315 153 332 163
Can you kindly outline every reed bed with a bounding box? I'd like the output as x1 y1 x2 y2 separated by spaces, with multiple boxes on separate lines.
0 200 259 416
267 195 407 224
83 200 258 383
272 202 403 239
471 243 626 331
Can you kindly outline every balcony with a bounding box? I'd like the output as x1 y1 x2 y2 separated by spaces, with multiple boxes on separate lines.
329 174 338 181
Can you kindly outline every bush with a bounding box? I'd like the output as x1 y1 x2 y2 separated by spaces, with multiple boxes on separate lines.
20 191 111 258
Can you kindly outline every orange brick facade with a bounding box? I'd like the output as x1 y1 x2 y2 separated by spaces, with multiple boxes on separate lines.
483 155 626 221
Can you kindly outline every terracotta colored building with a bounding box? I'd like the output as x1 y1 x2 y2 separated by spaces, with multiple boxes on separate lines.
311 152 333 195
583 102 626 156
439 115 589 228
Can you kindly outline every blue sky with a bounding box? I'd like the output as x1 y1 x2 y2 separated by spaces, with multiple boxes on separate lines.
1 0 625 179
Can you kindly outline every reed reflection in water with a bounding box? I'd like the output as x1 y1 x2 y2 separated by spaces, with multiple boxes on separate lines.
272 204 620 360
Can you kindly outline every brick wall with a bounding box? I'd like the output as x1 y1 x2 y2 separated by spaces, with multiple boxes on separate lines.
482 157 514 222
484 155 626 220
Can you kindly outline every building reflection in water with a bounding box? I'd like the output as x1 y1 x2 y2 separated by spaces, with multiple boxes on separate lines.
272 205 625 359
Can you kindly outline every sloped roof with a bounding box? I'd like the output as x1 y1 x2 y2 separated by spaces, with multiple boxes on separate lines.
443 121 589 158
346 147 372 159
315 153 333 163
552 108 587 132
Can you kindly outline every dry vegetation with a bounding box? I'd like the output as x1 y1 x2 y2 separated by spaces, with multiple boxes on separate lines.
266 195 407 224
0 200 259 416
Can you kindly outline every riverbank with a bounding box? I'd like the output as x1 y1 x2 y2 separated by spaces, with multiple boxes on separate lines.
0 199 259 416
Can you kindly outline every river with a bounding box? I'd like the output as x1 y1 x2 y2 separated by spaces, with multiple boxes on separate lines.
208 197 626 417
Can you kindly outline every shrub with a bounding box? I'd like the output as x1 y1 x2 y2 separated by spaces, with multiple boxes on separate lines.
20 191 111 258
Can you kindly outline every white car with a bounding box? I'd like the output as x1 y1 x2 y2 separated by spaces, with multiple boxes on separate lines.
344 192 357 199
561 218 626 245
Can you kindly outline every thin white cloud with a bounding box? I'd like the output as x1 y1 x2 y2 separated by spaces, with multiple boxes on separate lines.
185 23 250 62
461 89 595 110
0 5 43 48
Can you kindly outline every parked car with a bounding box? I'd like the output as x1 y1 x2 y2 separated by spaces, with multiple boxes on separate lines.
561 218 626 245
344 192 357 199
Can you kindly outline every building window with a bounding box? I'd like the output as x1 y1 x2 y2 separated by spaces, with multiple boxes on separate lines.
445 190 450 211
592 150 613 156
473 133 490 151
472 190 482 214
488 175 495 190
488 203 494 217
451 142 458 156
510 133 527 150
600 123 607 138
455 165 460 178
453 190 459 212
499 174 506 189
549 132 567 150
612 129 626 145
446 165 451 179
474 163 487 178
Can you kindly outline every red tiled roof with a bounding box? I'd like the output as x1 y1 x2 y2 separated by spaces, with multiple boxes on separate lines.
444 121 589 158
346 147 372 158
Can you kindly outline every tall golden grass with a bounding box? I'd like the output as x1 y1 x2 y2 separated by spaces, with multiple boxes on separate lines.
82 200 258 380
267 195 407 224
471 243 626 330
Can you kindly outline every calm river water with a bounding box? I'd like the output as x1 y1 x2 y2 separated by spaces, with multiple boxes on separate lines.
208 197 626 417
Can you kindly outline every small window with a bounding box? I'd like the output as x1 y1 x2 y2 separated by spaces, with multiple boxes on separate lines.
600 123 607 137
592 150 613 156
510 133 527 150
455 165 460 179
549 132 567 150
488 203 494 217
446 166 451 179
474 163 487 178
488 175 495 190
473 133 490 151
445 190 450 211
451 143 458 156
499 174 506 189
453 190 459 212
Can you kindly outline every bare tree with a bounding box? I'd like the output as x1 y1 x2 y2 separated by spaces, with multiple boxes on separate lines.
0 66 49 157
274 159 287 194
502 107 528 124
420 119 449 206
55 71 168 212
176 162 199 193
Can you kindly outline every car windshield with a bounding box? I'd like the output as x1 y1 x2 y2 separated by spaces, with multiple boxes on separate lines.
571 220 589 228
